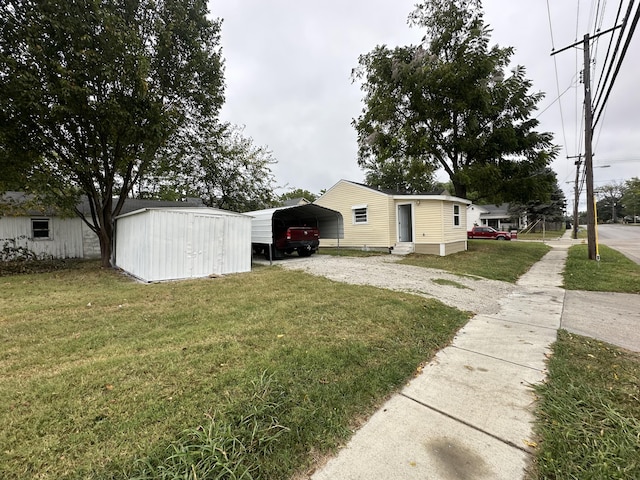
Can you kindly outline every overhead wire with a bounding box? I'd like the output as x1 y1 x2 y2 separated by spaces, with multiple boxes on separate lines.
592 0 625 102
546 0 570 157
593 0 640 127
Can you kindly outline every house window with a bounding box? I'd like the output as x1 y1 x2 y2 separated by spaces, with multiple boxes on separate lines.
352 204 368 224
453 205 460 227
31 218 51 239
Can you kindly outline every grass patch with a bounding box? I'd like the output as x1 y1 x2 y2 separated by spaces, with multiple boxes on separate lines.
399 241 551 283
517 229 565 240
431 278 470 289
0 264 468 479
564 244 640 293
531 330 640 479
317 247 386 257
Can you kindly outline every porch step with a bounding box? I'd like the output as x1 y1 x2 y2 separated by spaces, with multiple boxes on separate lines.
391 243 414 255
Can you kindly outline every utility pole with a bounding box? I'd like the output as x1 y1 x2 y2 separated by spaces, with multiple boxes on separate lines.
568 155 581 239
583 33 597 259
552 24 620 260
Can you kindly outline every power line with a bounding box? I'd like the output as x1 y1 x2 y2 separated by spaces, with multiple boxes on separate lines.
592 0 635 116
593 1 640 127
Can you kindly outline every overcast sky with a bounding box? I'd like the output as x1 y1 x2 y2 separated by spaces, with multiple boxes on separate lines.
209 0 639 208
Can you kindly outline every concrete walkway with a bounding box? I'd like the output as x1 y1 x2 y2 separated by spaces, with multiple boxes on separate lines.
312 242 570 479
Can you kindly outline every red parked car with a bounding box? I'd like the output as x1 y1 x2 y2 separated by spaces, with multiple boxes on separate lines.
467 226 512 240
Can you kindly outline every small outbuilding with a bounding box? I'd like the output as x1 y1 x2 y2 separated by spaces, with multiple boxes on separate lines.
114 207 251 282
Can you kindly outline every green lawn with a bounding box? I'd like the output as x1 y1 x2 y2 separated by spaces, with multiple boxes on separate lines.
530 331 640 479
0 263 468 480
399 240 551 283
564 244 640 294
529 244 640 478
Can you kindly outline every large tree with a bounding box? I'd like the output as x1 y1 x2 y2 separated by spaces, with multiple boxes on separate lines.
0 0 224 266
509 172 567 227
139 122 278 212
353 0 558 202
621 177 640 222
596 181 625 223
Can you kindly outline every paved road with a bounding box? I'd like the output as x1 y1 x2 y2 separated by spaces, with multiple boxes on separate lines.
596 224 640 264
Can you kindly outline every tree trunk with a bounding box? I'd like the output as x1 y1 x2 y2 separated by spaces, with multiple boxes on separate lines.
453 181 467 199
98 226 112 268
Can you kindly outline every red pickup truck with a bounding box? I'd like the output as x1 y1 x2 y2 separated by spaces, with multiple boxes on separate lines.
274 225 320 257
253 219 320 259
467 226 512 240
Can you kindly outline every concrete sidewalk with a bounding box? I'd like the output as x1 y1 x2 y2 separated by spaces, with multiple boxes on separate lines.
312 245 570 479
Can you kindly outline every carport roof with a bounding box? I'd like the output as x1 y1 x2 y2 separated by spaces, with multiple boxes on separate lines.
246 204 344 244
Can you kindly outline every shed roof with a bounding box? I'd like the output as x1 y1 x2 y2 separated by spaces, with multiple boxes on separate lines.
115 206 248 220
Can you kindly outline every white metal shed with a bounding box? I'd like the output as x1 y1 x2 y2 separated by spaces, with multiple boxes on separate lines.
114 207 252 282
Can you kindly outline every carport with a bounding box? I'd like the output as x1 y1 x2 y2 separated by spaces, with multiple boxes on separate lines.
246 204 344 262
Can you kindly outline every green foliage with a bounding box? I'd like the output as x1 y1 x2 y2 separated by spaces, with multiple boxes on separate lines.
564 244 640 294
353 0 558 201
279 188 318 203
509 176 567 223
532 331 640 479
0 0 225 265
621 177 640 221
596 181 625 223
141 122 278 212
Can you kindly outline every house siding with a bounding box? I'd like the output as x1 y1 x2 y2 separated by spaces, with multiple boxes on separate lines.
0 216 84 259
315 182 393 248
412 201 444 242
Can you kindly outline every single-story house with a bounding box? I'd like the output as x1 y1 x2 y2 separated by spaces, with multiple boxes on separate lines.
0 192 205 260
114 207 251 282
468 203 526 231
314 180 471 256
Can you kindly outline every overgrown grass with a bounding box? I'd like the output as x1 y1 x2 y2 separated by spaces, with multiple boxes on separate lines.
399 240 551 283
531 330 640 479
317 247 385 257
564 244 640 293
0 264 469 479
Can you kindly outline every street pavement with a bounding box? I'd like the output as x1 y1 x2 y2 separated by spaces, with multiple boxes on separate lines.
311 231 639 480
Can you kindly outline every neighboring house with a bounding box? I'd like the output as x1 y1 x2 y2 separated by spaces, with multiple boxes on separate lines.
475 203 526 231
466 204 490 230
314 180 471 256
0 192 204 260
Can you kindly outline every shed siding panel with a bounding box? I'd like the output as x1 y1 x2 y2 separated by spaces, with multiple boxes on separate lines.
315 181 393 248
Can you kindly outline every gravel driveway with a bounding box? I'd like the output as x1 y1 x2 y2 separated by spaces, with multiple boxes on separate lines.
259 254 515 315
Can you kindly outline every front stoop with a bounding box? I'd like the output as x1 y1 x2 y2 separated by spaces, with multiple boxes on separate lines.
391 242 414 255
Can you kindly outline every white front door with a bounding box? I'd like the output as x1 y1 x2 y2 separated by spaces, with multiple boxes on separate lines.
398 204 413 242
